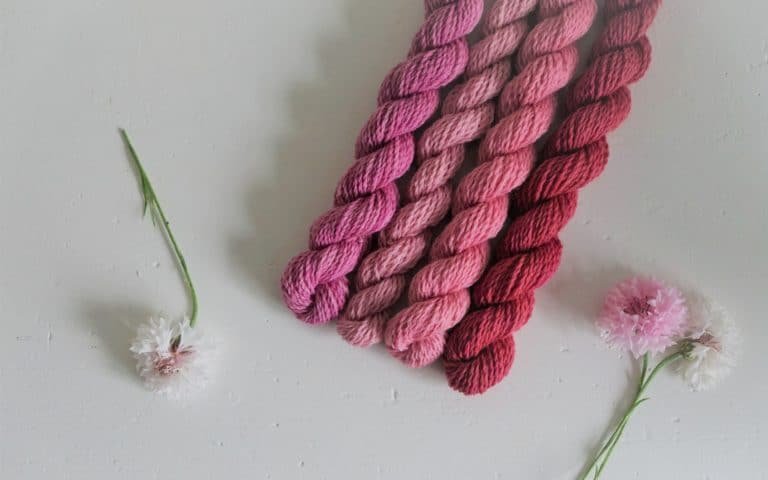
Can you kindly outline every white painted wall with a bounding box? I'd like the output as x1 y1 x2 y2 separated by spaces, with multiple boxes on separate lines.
1 1 765 478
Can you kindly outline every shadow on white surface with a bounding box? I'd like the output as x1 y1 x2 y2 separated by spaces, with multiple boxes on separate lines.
228 0 413 307
79 300 153 383
222 0 455 389
543 258 636 329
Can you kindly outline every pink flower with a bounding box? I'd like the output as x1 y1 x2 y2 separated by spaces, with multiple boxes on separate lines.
130 317 214 397
598 277 687 358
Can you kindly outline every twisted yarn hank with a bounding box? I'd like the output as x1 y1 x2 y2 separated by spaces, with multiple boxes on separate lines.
280 0 483 325
337 0 538 349
445 0 663 395
384 0 598 367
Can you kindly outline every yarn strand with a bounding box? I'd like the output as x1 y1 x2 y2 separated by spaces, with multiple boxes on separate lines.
281 0 483 325
337 0 538 350
384 0 598 367
444 0 663 395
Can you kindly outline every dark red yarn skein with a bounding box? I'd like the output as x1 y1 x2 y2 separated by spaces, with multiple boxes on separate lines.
444 0 663 395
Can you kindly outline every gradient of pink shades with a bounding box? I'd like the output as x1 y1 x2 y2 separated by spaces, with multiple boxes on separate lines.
280 0 664 394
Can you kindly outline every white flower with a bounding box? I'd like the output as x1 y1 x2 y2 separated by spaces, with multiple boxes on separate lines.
678 297 740 391
130 317 213 397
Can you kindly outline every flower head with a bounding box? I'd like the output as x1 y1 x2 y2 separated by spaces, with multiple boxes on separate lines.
130 317 213 397
598 276 687 358
678 298 739 391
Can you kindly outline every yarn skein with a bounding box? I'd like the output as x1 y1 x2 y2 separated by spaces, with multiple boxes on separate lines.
384 0 598 367
280 0 483 325
445 0 663 395
336 0 538 349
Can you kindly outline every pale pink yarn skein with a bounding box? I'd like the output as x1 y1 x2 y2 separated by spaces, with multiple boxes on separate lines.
281 0 483 325
385 0 598 366
337 0 538 348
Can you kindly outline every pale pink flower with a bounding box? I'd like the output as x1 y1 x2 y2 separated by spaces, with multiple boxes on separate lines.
678 297 740 391
598 277 687 358
130 317 213 397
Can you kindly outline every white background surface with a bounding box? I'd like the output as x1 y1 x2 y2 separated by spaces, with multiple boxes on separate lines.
1 1 766 478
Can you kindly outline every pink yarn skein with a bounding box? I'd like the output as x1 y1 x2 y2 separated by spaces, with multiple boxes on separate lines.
337 0 538 348
385 0 598 366
281 0 483 325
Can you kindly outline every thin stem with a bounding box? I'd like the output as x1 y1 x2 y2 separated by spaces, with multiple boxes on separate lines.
578 359 644 480
119 128 199 327
638 353 649 393
640 351 684 392
591 396 645 477
577 395 641 479
578 350 685 480
593 398 648 478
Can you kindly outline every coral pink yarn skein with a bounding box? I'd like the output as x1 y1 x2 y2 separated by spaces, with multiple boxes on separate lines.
384 0 597 367
336 0 538 348
445 0 663 395
280 0 483 325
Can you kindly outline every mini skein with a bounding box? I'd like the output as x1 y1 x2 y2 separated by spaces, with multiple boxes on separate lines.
336 0 538 349
384 0 597 367
445 0 663 395
280 0 483 325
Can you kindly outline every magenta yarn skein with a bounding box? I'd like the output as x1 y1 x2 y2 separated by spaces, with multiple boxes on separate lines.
337 0 538 351
281 0 484 325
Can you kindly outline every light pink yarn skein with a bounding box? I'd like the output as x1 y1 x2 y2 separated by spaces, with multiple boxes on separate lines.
281 0 483 325
337 0 538 348
385 0 598 367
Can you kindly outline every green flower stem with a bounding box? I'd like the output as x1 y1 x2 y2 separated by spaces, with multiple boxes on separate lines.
584 354 653 468
578 351 685 480
593 351 684 478
638 353 649 394
119 128 199 328
641 351 684 392
592 398 648 478
586 353 649 475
